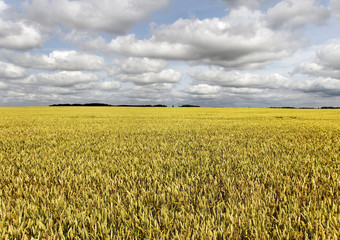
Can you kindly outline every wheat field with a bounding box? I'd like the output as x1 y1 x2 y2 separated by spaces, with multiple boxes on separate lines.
0 107 339 239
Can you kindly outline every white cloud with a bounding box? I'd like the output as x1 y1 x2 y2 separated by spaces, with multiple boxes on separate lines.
37 86 89 95
0 0 44 50
105 57 179 86
330 0 340 18
21 71 98 87
296 43 340 79
104 34 191 60
120 69 181 85
132 83 174 93
1 0 339 107
93 7 303 69
0 62 27 79
4 50 106 71
120 83 175 104
0 19 44 50
185 84 222 95
108 57 167 76
0 0 8 12
0 81 7 89
81 1 330 71
96 81 121 90
189 68 340 97
22 0 169 34
266 0 329 30
190 70 298 89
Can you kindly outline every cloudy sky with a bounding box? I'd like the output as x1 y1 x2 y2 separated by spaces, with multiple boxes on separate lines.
0 0 340 107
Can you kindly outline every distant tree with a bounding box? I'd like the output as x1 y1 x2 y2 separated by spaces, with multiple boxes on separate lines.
321 106 340 109
179 104 200 107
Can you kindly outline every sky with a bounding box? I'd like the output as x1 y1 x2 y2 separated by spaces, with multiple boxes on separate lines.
0 0 340 107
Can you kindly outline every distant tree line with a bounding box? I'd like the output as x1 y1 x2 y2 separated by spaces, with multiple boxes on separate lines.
320 106 340 109
49 103 168 107
270 107 315 109
49 103 339 108
270 106 340 109
179 105 200 107
49 103 204 107
50 103 111 107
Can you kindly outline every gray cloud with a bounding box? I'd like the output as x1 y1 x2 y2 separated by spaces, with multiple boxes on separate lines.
106 57 180 86
37 86 92 95
0 62 27 79
121 83 176 104
180 81 340 107
21 0 169 34
301 78 340 96
190 70 298 89
189 68 340 97
0 0 44 50
176 86 271 107
96 81 121 90
0 19 44 50
330 0 340 18
295 43 340 79
266 0 329 30
0 74 122 105
221 0 270 9
108 57 167 76
0 81 7 89
18 71 99 87
0 0 339 107
0 86 96 106
80 1 330 71
3 50 106 71
185 84 222 95
120 69 181 85
88 7 304 69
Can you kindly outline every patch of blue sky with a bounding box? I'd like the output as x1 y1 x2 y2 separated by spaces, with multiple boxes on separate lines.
130 0 227 39
302 16 340 45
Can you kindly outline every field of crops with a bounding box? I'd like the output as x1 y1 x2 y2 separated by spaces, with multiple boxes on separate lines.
0 107 339 239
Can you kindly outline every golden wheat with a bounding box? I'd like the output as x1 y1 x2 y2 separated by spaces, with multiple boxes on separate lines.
0 107 339 239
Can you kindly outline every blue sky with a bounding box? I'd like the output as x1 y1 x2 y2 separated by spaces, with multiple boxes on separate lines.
0 0 340 107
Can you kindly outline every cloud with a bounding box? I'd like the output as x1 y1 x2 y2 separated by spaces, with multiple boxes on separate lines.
330 0 340 18
108 57 167 76
189 68 340 97
132 83 174 93
0 0 8 12
295 43 340 79
36 86 92 95
22 0 169 34
19 71 98 87
106 57 180 86
179 81 340 108
1 73 122 105
120 69 181 85
221 0 268 9
185 84 221 95
96 81 121 90
0 19 44 50
0 62 27 79
301 78 340 96
90 7 304 69
0 81 7 89
0 0 44 50
3 50 106 71
190 70 298 89
184 84 222 100
120 83 175 104
266 0 330 30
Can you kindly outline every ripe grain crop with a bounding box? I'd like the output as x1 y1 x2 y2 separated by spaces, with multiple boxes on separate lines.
0 107 339 239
